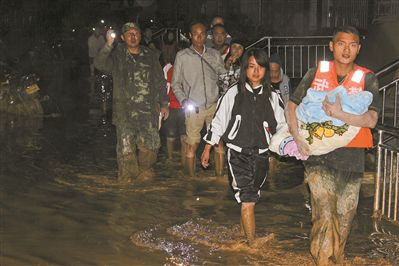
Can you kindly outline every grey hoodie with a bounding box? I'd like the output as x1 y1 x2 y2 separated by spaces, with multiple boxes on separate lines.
171 45 226 108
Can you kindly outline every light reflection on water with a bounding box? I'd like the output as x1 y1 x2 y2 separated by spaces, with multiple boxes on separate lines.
0 113 397 265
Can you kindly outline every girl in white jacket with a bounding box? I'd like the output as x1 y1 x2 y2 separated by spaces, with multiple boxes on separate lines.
201 48 286 247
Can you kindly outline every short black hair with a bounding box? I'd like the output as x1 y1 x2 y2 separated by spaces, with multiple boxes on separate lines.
189 20 206 33
211 16 224 26
332 25 360 42
211 23 226 34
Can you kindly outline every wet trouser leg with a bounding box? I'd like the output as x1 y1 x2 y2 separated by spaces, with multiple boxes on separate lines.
306 165 361 265
116 127 139 181
166 137 175 160
184 103 216 177
165 108 179 161
137 141 157 172
335 172 362 263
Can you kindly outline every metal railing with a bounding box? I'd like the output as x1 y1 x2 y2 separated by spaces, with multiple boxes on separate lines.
374 125 399 224
152 27 189 45
246 35 374 79
246 36 333 78
373 59 399 225
374 0 399 21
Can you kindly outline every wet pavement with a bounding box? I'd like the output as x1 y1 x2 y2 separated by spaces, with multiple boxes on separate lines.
1 104 398 265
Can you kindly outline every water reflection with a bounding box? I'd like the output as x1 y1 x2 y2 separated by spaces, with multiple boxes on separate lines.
0 113 397 265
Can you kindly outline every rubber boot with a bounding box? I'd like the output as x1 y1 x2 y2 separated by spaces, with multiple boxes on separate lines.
138 148 157 180
166 137 175 160
214 151 225 177
117 152 138 183
180 136 187 167
184 156 196 177
241 202 256 247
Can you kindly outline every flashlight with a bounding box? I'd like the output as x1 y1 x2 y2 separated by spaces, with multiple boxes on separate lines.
185 103 199 113
186 103 195 112
110 32 116 38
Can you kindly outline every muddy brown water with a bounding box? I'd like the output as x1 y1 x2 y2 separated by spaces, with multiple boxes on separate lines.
1 112 398 265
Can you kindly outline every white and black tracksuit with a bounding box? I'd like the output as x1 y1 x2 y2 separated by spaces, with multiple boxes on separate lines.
204 83 286 203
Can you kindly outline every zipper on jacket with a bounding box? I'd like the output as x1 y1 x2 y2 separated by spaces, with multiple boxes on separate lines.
251 92 256 146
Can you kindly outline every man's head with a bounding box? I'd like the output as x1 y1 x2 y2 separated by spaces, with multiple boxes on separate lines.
211 24 227 46
269 53 282 82
329 25 361 65
166 30 175 42
189 21 207 49
143 28 153 40
211 16 224 28
94 27 102 36
230 41 244 59
332 25 360 43
121 22 141 50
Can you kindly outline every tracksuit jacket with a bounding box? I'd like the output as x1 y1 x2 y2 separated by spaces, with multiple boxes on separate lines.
204 83 286 154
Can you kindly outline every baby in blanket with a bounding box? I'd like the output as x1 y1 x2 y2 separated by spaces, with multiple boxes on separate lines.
269 85 373 160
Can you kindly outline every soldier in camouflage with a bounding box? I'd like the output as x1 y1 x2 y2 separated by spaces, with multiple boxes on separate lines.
94 22 169 182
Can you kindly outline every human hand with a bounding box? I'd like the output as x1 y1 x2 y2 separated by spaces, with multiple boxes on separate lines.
160 106 169 120
283 141 309 160
322 94 342 118
106 29 116 46
293 135 310 157
181 99 190 109
201 144 212 168
226 55 239 68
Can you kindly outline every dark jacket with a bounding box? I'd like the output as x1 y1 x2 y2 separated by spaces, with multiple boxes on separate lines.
204 83 286 154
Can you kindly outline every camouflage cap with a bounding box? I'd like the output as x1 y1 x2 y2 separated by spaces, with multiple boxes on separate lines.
121 22 141 33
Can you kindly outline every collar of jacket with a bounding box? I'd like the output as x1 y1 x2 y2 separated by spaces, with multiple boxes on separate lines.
190 45 207 56
245 82 263 94
120 44 150 57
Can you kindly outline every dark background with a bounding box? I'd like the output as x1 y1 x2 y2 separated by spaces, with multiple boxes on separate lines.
0 0 392 58
0 0 397 109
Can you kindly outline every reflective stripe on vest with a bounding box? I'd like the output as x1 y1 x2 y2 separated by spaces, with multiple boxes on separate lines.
311 61 373 148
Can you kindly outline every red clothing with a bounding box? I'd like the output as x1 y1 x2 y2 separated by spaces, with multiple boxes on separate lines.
163 63 181 109
311 61 373 148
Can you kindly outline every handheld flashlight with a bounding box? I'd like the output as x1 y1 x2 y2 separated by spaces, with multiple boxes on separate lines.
186 103 195 112
110 32 116 38
186 103 199 114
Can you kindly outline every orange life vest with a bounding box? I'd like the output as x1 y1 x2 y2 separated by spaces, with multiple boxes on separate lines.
310 61 373 148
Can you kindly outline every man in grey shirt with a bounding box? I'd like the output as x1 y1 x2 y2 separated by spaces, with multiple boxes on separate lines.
172 21 226 177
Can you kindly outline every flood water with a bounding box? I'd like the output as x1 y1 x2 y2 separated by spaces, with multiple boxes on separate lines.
1 108 398 265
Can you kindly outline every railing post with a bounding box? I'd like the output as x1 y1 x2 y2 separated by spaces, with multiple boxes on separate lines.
374 129 383 216
267 37 271 57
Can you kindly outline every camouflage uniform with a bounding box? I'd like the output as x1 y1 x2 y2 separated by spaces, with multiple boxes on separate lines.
95 43 168 180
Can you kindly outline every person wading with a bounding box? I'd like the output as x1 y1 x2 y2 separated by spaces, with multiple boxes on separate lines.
202 49 286 247
286 25 380 265
171 21 226 177
94 22 169 183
